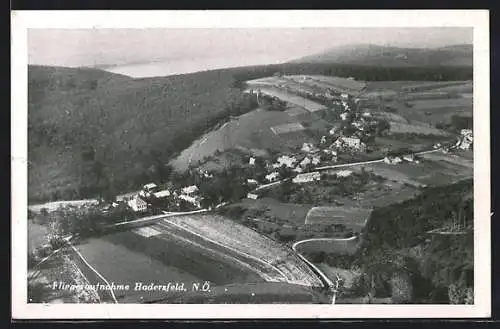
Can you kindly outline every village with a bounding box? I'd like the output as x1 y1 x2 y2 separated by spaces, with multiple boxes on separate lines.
102 77 473 218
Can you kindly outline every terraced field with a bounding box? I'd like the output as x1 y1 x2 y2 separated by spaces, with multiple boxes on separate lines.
165 214 324 287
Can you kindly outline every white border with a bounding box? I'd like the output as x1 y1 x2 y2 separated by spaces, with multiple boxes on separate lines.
11 10 490 319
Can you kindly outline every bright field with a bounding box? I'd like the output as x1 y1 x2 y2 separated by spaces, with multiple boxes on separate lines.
170 108 315 171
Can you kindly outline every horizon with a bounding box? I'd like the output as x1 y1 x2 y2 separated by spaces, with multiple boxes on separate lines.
28 28 472 77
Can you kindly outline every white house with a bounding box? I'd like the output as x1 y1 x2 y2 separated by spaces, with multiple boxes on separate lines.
403 154 415 162
460 129 473 138
127 195 148 212
341 93 349 99
341 137 362 150
249 157 256 166
247 179 259 185
340 112 349 121
178 194 201 208
299 157 312 168
336 170 352 177
182 185 199 195
329 127 337 135
362 111 372 117
293 172 321 183
312 155 321 165
320 136 327 144
459 139 472 150
153 190 171 198
301 143 317 153
293 166 304 173
276 155 297 168
143 183 158 192
265 172 280 182
247 193 259 200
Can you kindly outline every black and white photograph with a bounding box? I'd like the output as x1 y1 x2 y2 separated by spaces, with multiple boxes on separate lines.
12 10 490 319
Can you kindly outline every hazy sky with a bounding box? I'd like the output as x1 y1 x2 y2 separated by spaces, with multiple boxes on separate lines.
28 27 472 69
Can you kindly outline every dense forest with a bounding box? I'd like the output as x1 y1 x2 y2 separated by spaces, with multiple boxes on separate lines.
29 63 472 203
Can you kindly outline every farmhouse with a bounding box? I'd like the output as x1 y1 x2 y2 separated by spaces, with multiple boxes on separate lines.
143 183 158 192
339 136 364 151
247 179 259 185
336 170 352 177
127 195 148 212
153 190 171 198
265 172 280 182
249 157 256 166
247 193 259 200
178 194 201 208
276 155 297 168
293 172 321 183
301 142 318 153
182 185 199 195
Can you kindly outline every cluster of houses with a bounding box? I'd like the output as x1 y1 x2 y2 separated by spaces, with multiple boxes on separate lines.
383 153 420 165
118 181 204 213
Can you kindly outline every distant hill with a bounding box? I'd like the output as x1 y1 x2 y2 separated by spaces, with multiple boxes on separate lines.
28 65 257 202
291 44 473 67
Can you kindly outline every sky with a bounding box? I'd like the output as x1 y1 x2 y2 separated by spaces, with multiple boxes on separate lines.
28 28 472 76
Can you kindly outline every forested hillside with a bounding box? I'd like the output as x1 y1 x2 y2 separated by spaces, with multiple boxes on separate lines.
28 66 257 202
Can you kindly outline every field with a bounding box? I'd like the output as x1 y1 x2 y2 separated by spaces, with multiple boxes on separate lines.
165 214 324 287
389 122 450 136
237 197 313 226
170 108 315 171
287 75 366 93
304 206 372 230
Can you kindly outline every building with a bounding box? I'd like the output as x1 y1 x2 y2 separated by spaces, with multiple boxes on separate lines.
182 185 199 195
461 129 473 138
301 143 317 153
127 195 148 212
153 190 171 199
143 183 158 192
247 179 259 185
402 154 415 162
336 170 352 177
265 172 280 182
292 172 321 183
311 155 321 165
320 136 327 144
329 127 337 135
341 93 349 99
341 137 362 150
276 155 297 168
178 194 201 208
249 157 256 166
362 111 372 117
299 157 312 168
340 112 349 121
247 193 259 200
384 156 403 164
293 166 304 173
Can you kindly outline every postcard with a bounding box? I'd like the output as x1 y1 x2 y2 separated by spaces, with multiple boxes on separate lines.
11 9 490 319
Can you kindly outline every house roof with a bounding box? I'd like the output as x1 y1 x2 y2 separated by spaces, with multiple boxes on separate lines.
153 190 171 198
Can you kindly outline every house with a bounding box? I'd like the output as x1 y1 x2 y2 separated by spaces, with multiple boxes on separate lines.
247 193 259 200
265 172 280 182
459 139 472 150
276 155 297 168
178 194 201 208
329 127 337 135
340 112 349 121
292 172 321 183
312 155 321 165
433 143 442 149
153 190 171 199
341 93 349 99
460 129 473 138
247 179 259 185
127 195 148 212
331 138 345 149
143 183 158 192
362 111 372 118
249 157 256 166
403 154 415 162
182 185 199 195
301 143 317 153
341 137 362 150
336 170 352 177
299 157 312 168
293 166 304 173
320 136 327 144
